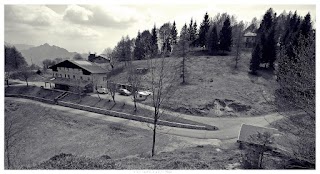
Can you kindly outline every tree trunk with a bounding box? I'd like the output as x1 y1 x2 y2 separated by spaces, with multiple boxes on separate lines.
5 139 11 169
182 56 185 84
151 118 157 157
134 95 137 111
112 95 116 103
258 151 264 169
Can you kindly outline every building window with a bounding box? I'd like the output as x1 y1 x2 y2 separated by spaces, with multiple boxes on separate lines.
88 77 90 81
56 73 58 77
65 74 67 78
60 74 62 77
80 76 83 80
68 75 70 78
73 75 75 79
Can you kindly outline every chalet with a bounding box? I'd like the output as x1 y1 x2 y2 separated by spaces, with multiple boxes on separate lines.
243 32 257 48
45 60 109 93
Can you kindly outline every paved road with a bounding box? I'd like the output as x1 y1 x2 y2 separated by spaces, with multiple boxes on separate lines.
7 80 283 140
5 97 283 141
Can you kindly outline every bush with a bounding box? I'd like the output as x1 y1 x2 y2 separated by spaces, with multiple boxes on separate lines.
29 153 116 169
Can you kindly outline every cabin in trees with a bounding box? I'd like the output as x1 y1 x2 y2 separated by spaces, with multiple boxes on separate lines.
243 32 257 48
45 60 109 93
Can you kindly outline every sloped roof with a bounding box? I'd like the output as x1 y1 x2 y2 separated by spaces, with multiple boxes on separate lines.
244 32 257 37
238 124 280 144
97 54 111 60
71 60 109 74
50 60 109 74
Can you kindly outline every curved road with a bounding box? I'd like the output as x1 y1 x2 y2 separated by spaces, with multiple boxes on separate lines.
6 97 283 141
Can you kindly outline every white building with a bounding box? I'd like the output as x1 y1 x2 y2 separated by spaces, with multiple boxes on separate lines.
46 60 110 93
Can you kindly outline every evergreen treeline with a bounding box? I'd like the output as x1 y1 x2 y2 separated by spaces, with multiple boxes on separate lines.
112 11 238 61
249 8 313 75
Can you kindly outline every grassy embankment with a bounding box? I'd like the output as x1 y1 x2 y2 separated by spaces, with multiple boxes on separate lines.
109 52 278 117
5 85 213 128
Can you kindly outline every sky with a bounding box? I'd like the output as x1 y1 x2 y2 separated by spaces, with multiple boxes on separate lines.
4 2 316 54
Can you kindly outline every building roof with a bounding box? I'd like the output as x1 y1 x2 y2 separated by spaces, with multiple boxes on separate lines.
97 54 111 61
238 124 280 145
50 60 109 74
71 60 109 74
244 32 257 37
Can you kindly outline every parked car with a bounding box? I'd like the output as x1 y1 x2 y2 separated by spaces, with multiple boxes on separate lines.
97 88 108 94
119 88 131 96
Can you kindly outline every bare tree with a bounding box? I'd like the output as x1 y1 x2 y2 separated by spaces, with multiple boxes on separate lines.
127 57 141 111
19 67 33 87
107 81 117 103
92 78 101 100
146 49 177 156
242 132 274 169
233 22 244 68
173 23 191 84
5 72 11 87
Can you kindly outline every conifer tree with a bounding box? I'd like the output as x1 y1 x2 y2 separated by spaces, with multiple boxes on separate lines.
134 31 143 60
207 25 219 55
198 12 210 48
151 25 158 58
171 21 178 45
250 44 261 75
219 17 233 53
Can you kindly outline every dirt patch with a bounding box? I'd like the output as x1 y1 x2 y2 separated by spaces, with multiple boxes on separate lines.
172 99 252 117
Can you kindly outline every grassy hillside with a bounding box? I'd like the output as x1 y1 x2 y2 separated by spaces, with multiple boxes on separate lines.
29 145 242 169
4 100 214 169
109 52 277 117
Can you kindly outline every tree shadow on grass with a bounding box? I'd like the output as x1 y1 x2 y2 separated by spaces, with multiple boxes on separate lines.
109 103 116 110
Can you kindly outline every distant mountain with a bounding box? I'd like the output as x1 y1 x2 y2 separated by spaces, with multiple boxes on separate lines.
13 44 35 51
19 43 88 65
5 42 35 51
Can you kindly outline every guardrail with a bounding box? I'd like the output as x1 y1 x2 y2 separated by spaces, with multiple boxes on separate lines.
57 101 215 130
5 93 216 130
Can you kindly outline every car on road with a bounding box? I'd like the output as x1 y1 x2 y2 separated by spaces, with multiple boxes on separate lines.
119 88 131 96
97 88 108 94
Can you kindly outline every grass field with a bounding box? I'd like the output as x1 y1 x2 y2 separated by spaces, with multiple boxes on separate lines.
60 92 212 127
4 100 218 169
5 86 63 100
109 52 277 117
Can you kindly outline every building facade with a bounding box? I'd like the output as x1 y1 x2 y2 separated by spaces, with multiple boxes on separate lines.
46 60 109 93
243 32 257 48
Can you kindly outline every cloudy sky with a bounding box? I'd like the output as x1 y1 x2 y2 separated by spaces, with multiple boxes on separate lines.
4 3 316 54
